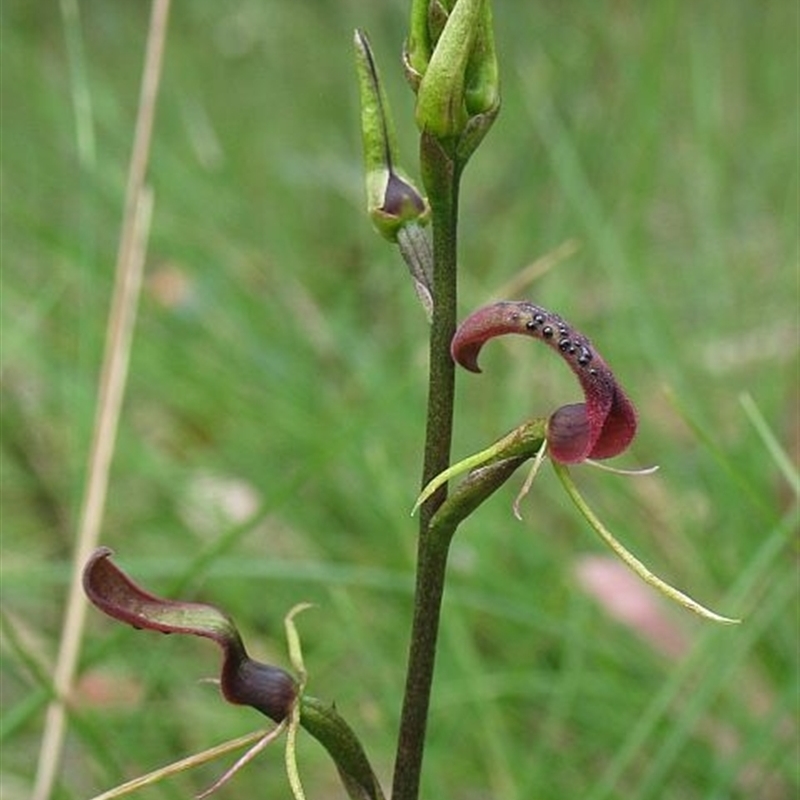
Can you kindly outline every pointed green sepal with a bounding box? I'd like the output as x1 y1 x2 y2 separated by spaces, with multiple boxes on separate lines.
413 418 548 514
551 463 741 625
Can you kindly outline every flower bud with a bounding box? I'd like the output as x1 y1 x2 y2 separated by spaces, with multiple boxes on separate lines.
403 0 434 87
463 1 499 118
412 0 500 147
354 29 429 242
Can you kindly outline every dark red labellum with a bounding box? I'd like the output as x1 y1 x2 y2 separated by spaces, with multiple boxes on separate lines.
83 547 297 723
451 300 637 463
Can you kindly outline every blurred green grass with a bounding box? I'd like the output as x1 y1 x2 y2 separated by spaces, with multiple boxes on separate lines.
1 1 797 798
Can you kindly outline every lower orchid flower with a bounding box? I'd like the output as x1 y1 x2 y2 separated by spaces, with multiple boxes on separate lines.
82 548 385 800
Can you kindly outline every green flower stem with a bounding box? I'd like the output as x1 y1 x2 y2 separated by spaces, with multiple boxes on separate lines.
393 450 538 800
391 535 449 800
392 434 545 800
419 133 461 504
391 132 461 800
300 696 386 800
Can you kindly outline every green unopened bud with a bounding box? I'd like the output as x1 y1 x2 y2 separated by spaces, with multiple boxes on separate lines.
354 29 429 242
464 0 499 118
413 0 500 150
414 0 481 139
457 0 500 162
426 1 451 47
404 0 433 88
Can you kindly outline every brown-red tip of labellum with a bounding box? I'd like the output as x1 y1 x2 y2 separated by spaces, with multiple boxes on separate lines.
451 301 638 463
82 547 240 647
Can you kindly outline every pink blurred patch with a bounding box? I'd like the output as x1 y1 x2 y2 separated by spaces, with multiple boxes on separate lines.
574 555 689 659
76 669 145 709
146 262 194 309
575 556 792 798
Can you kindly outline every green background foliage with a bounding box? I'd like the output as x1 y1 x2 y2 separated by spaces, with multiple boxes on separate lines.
2 1 797 798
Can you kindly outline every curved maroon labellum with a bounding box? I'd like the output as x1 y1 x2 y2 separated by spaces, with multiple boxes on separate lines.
451 300 638 464
83 547 297 722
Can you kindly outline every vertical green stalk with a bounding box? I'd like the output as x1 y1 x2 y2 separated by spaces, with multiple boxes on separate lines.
391 135 462 800
420 134 461 502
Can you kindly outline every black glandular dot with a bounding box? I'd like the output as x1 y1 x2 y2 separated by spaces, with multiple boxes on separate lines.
542 326 554 338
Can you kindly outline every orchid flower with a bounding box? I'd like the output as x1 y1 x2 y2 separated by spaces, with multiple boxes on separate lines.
452 299 638 463
82 548 385 800
414 300 739 625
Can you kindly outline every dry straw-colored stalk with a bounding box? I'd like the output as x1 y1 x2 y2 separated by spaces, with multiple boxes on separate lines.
32 2 170 797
